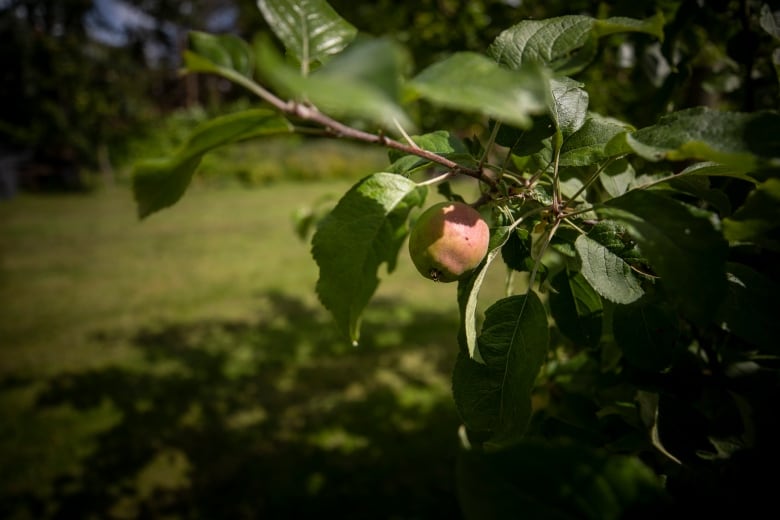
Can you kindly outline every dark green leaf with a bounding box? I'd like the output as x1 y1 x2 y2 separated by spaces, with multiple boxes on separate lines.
493 115 556 156
312 173 426 344
132 109 292 218
501 227 534 272
550 269 603 348
623 108 780 173
614 303 679 372
453 292 549 448
717 262 780 352
408 52 548 128
723 179 780 244
488 14 664 75
186 31 253 77
257 0 357 71
575 233 644 304
597 190 728 324
255 35 412 130
457 439 667 520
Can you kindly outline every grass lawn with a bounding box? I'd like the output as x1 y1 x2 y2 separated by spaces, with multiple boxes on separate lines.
0 180 509 519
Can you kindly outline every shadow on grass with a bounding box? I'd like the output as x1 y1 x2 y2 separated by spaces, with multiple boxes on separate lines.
9 291 465 519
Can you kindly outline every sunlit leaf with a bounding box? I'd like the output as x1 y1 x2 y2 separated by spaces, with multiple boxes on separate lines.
560 114 633 166
547 76 589 138
575 233 644 304
132 109 292 218
453 292 549 449
617 107 780 173
489 13 664 75
257 0 357 71
408 52 548 128
458 226 513 362
185 31 253 77
312 173 426 344
599 158 636 197
387 130 475 174
255 35 412 130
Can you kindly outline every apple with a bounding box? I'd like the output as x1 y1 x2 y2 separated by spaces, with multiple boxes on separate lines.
408 201 490 282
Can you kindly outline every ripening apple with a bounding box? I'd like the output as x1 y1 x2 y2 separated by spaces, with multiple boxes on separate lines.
408 201 490 282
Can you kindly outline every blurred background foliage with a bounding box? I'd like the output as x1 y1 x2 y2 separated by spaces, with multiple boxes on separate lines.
1 0 777 193
1 1 779 518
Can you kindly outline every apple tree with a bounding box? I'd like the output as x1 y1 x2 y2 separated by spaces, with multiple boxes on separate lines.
133 0 780 517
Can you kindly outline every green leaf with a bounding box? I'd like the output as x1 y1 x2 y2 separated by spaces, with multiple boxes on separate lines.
760 4 780 40
488 14 664 75
723 179 780 245
185 31 253 77
457 439 667 520
599 158 636 198
257 0 357 71
311 173 426 344
547 76 589 138
458 226 514 362
132 109 292 218
387 130 475 174
613 303 679 372
560 114 633 167
675 161 758 185
717 262 780 352
597 190 728 324
255 35 412 130
453 292 549 449
575 233 644 305
550 269 603 348
407 52 548 128
622 107 780 173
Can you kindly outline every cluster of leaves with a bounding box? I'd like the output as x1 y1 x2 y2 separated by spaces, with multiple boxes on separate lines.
133 0 780 517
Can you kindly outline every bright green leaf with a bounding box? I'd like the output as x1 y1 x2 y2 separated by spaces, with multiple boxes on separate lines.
458 226 514 362
550 269 603 348
132 109 292 218
255 35 412 130
547 76 589 138
597 190 728 324
311 173 426 344
676 161 758 185
613 303 679 372
387 130 475 174
488 14 664 75
186 31 253 77
600 158 636 197
560 114 633 166
723 178 780 245
575 233 644 304
453 292 549 449
624 107 780 173
257 0 357 72
407 52 548 128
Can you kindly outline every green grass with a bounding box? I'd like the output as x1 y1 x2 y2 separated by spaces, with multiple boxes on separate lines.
0 181 509 519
